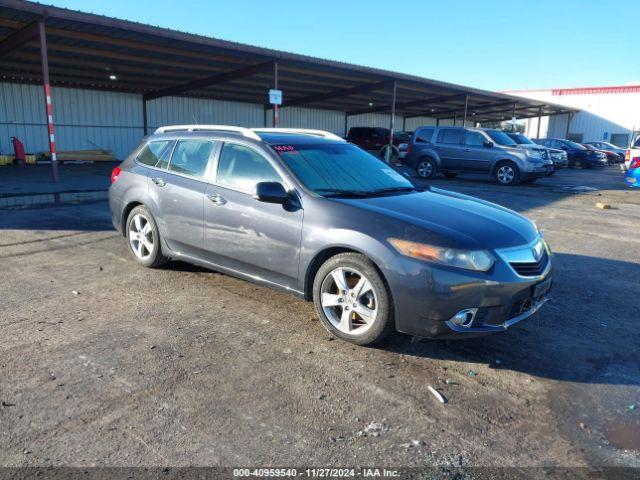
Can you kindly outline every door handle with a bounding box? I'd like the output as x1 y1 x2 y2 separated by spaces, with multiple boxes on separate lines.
206 193 227 205
151 177 166 187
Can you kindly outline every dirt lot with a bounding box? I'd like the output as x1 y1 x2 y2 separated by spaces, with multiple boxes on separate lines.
0 165 639 473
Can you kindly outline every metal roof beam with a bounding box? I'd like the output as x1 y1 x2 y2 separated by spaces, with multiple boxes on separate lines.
347 93 467 116
0 20 40 58
407 100 518 119
143 61 275 101
285 80 393 107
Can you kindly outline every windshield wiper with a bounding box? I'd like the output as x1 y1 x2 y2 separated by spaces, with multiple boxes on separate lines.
314 189 374 198
369 186 419 195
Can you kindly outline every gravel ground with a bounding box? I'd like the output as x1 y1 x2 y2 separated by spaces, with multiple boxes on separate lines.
0 165 638 473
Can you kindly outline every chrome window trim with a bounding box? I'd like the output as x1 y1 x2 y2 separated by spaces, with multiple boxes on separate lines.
211 140 292 196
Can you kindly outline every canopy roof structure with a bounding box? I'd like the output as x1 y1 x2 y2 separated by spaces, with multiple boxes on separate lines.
0 0 576 125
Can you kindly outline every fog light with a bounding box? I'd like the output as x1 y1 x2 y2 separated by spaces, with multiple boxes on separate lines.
450 308 478 327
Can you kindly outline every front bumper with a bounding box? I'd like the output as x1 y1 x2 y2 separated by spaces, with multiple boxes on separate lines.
521 164 554 179
386 239 552 339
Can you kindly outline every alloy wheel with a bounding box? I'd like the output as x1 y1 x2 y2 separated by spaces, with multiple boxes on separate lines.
320 267 378 335
417 161 433 178
128 213 154 261
497 165 515 184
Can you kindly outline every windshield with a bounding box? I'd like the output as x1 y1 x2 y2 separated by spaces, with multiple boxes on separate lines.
564 140 587 150
509 133 536 145
485 130 518 146
271 143 416 196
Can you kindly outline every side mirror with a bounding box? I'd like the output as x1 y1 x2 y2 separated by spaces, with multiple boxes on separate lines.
483 140 494 148
253 182 289 204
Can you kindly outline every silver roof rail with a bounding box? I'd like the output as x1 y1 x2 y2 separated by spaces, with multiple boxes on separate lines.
154 125 261 141
251 128 345 141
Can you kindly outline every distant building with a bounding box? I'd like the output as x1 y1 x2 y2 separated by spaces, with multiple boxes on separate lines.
505 85 640 147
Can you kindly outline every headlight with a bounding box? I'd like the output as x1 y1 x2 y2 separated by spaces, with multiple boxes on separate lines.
388 238 495 271
525 149 542 159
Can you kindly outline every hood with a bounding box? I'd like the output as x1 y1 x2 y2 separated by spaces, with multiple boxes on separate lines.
331 188 538 250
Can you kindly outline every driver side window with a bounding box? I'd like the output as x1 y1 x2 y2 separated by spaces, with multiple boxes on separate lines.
464 131 486 146
216 143 281 193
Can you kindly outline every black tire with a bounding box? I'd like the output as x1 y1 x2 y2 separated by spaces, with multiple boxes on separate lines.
379 145 399 164
313 252 394 346
125 205 169 268
415 157 437 179
494 161 520 186
443 172 458 179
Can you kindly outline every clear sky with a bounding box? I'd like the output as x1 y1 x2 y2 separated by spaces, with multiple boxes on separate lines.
47 0 639 92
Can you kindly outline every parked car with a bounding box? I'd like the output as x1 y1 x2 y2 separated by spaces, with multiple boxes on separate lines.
405 126 553 185
533 138 607 168
484 129 554 179
109 125 552 345
506 132 568 171
585 141 626 162
346 127 407 162
625 134 640 170
624 155 640 187
582 144 619 164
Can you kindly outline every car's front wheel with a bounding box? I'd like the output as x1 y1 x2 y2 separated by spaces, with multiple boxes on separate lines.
495 161 520 186
126 205 168 268
313 253 394 345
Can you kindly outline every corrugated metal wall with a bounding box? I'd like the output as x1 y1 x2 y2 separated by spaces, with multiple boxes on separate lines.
265 106 345 134
2 81 463 158
147 96 264 131
1 82 142 158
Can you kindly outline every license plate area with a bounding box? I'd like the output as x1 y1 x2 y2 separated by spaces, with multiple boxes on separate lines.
532 278 552 300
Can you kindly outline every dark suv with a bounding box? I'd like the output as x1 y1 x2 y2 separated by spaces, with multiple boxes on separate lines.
533 138 607 168
405 126 553 185
346 127 409 160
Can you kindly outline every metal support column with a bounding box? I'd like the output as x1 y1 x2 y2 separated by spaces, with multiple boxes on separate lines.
436 118 440 126
453 113 457 126
142 98 148 136
536 106 542 138
344 113 349 137
565 111 574 139
462 94 469 127
402 116 406 132
38 21 59 182
273 61 279 128
386 80 397 163
511 103 517 131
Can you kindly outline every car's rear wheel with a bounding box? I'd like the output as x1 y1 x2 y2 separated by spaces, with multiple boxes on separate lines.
416 158 437 179
313 253 394 346
126 205 168 268
495 161 520 186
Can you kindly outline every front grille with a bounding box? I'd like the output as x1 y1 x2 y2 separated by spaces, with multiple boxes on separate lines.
540 150 549 160
509 250 549 277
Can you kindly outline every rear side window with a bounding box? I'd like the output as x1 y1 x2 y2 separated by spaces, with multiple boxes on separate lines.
415 128 434 143
216 143 281 192
168 139 214 178
136 140 173 167
437 129 463 144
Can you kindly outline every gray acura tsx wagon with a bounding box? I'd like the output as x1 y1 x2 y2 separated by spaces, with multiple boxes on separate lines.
109 126 552 345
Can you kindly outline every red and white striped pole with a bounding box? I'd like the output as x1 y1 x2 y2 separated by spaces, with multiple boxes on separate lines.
38 21 59 182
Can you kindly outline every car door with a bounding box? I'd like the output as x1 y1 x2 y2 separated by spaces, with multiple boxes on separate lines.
203 141 303 290
433 128 465 169
148 138 216 258
460 130 494 171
